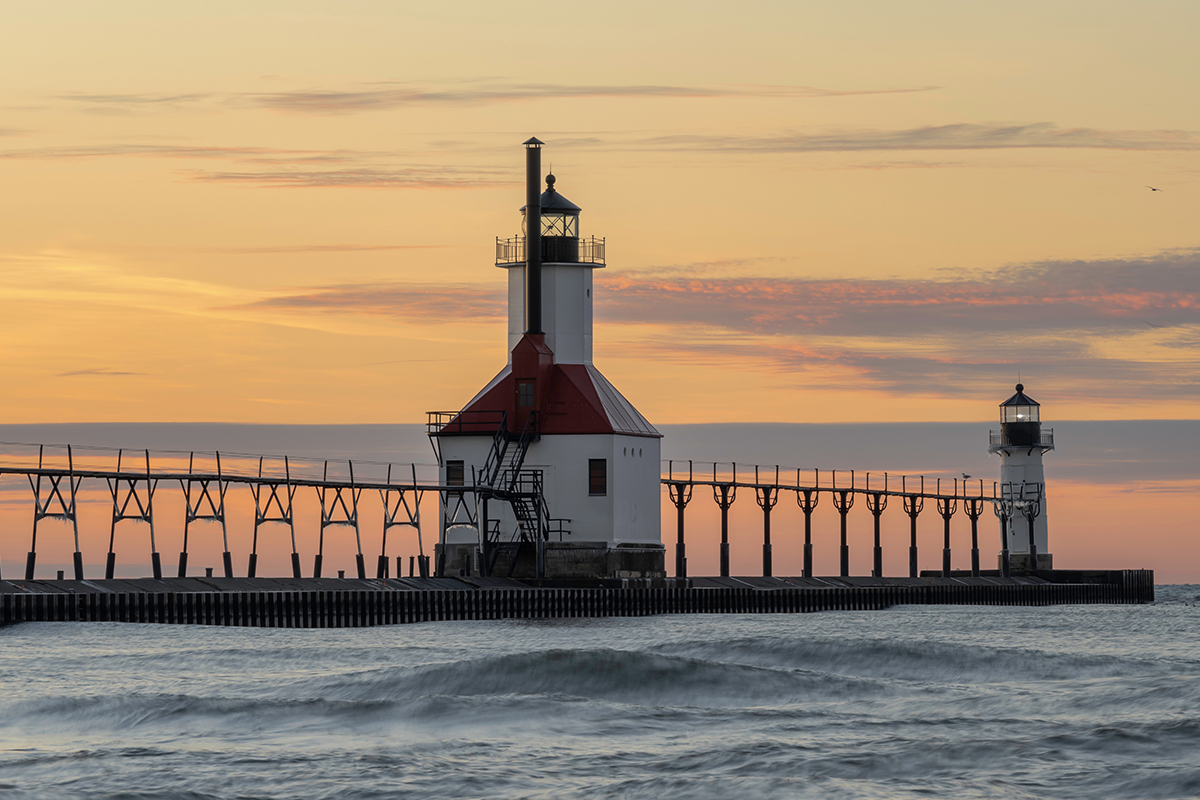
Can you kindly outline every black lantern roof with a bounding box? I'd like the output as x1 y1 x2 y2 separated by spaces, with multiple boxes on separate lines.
521 174 581 215
1000 383 1039 407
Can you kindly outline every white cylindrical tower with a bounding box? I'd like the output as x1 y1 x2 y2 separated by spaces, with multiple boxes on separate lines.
988 384 1054 570
498 173 603 365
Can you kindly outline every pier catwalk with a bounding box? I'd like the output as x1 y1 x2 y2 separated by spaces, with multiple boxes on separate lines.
0 570 1154 628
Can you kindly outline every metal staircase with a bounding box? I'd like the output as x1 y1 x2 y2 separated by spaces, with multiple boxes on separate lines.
501 469 550 544
432 408 562 578
476 412 552 567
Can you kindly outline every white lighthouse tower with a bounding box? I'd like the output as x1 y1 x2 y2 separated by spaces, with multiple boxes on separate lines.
988 384 1054 571
428 138 664 580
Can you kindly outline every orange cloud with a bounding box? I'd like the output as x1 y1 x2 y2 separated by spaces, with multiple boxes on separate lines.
251 82 938 114
240 249 1200 405
636 123 1200 153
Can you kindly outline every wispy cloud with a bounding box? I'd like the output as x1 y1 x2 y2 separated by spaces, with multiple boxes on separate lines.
240 249 1200 401
58 93 216 115
187 167 511 189
57 368 146 377
244 249 1200 335
637 123 1200 153
198 243 450 254
595 249 1200 336
613 334 1200 399
0 143 508 190
248 283 506 318
60 93 213 105
0 144 355 165
252 82 937 114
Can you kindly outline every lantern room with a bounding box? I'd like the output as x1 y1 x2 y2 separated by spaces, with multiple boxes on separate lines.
1001 384 1040 423
990 383 1054 453
520 174 583 263
522 174 580 235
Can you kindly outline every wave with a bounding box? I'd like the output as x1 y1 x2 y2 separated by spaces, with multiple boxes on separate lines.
288 647 898 707
0 647 900 741
649 634 1193 683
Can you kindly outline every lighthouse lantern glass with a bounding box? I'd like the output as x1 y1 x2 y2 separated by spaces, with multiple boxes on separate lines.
523 211 578 238
542 212 578 238
1003 404 1039 423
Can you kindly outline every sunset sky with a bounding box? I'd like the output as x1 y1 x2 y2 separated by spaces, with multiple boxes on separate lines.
3 1 1198 425
1 3 1198 580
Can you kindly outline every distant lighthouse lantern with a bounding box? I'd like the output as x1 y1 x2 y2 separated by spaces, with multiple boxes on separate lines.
997 383 1043 446
1001 383 1039 423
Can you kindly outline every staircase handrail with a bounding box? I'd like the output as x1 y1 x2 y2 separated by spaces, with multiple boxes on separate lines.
504 411 540 493
480 411 511 490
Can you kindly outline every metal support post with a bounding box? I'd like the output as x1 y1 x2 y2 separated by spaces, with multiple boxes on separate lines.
713 482 736 577
993 500 1011 578
26 445 85 580
797 487 819 578
104 449 159 579
316 461 364 579
832 487 855 577
755 474 779 577
479 497 490 578
903 494 924 578
1019 483 1042 574
145 452 161 580
667 471 693 579
180 451 230 579
380 464 425 580
937 494 958 577
965 498 984 577
250 456 299 579
866 492 887 577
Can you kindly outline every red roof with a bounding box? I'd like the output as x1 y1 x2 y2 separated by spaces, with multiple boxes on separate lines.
446 334 660 438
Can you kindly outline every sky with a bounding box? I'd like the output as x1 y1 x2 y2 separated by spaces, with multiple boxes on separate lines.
2 1 1199 424
0 4 1197 577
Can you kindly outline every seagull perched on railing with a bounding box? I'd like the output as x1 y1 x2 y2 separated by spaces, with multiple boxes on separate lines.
962 473 972 480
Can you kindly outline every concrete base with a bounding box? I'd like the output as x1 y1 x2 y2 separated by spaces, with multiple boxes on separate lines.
437 541 666 580
1002 553 1054 571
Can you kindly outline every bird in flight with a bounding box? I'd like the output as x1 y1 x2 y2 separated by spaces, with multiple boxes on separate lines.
1146 186 1163 192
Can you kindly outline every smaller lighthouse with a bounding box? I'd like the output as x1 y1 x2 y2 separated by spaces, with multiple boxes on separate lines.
988 384 1054 571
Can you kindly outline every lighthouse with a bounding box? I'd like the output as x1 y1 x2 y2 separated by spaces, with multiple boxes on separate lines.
428 139 664 580
988 384 1054 571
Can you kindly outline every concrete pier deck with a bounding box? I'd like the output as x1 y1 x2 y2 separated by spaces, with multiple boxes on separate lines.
0 570 1154 628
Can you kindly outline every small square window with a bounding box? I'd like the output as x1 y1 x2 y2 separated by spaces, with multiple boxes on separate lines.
517 380 536 408
446 460 464 487
588 458 607 496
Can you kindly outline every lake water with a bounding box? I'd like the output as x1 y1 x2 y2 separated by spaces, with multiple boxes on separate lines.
1 586 1198 799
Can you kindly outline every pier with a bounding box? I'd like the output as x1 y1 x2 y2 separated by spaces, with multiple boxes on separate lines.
0 442 1156 625
0 571 1156 628
4 445 1051 581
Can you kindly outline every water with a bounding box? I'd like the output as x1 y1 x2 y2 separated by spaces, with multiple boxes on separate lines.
1 587 1198 800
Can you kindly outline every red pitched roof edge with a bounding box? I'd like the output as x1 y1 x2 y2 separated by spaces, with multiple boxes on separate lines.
447 342 660 439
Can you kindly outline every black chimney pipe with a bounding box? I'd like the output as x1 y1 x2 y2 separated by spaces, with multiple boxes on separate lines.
523 137 543 334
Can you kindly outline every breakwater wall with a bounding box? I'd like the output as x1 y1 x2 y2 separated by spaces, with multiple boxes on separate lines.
0 570 1153 628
